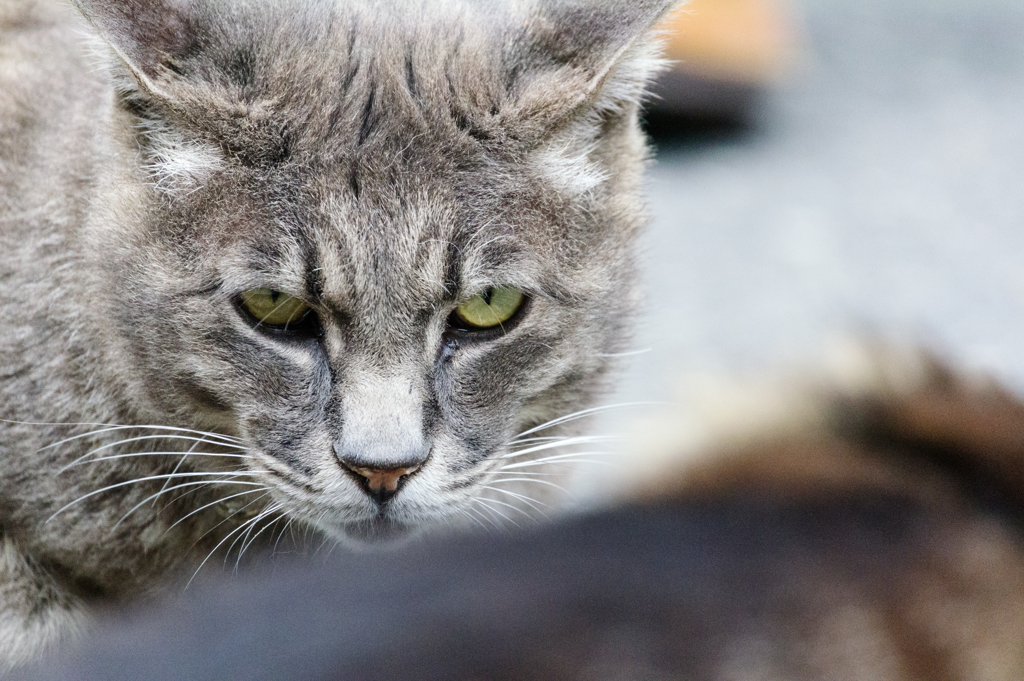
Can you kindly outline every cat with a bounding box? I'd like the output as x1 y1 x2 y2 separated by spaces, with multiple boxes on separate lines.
13 348 1024 681
0 0 676 668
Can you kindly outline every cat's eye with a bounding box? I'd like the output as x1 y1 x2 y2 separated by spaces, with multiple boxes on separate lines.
239 288 314 332
451 287 525 331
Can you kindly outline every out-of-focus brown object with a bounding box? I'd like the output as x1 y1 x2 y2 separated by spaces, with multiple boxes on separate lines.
648 0 796 124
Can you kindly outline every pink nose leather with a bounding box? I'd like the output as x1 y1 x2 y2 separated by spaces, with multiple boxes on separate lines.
350 465 419 495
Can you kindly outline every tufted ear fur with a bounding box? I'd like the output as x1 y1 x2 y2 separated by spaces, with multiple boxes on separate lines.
500 0 679 136
72 0 194 97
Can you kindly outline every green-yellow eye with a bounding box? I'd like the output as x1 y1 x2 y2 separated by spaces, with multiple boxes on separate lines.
453 287 524 330
240 288 311 328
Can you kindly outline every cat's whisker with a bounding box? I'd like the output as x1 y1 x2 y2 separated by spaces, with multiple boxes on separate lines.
313 517 334 557
507 433 619 449
510 402 662 441
34 424 242 455
505 436 565 446
485 477 570 494
473 495 533 522
155 440 202 507
272 517 298 556
186 493 274 557
244 511 288 562
502 460 613 471
466 504 501 530
459 508 489 531
499 452 616 469
161 487 273 536
186 504 281 590
302 514 319 546
113 481 269 533
63 450 254 470
159 480 231 514
225 514 267 566
324 537 344 560
479 485 549 516
58 434 248 472
230 507 272 563
47 471 268 522
3 418 244 443
595 348 652 358
491 472 562 483
472 497 518 527
449 506 484 531
232 506 285 570
501 435 620 459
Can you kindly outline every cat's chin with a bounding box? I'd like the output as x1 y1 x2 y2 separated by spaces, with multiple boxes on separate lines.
334 517 419 548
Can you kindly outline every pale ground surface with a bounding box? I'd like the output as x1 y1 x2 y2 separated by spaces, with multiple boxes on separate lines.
573 0 1024 500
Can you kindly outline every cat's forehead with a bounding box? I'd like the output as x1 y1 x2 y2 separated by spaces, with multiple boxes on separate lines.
162 0 513 164
126 0 662 311
154 2 581 295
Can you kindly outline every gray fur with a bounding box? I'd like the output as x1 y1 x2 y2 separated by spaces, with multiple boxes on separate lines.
0 0 672 667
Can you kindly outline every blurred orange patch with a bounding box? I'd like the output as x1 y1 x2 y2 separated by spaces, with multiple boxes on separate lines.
658 0 795 84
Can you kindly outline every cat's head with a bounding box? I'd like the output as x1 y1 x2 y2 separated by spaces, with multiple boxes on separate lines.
76 0 673 542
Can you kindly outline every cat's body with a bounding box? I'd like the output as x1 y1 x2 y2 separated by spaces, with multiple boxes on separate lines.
0 0 672 667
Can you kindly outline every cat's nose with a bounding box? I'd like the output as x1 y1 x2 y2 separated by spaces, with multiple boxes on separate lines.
338 460 420 505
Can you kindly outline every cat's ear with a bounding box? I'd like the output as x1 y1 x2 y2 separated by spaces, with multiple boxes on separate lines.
72 0 193 96
503 0 680 132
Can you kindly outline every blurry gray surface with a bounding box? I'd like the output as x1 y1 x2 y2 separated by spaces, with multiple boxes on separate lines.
608 0 1024 426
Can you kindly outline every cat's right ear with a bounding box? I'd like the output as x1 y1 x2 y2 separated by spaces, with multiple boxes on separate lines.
500 0 682 135
72 0 193 97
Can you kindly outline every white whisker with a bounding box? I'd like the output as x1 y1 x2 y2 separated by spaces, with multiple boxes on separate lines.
34 424 242 455
595 348 652 358
155 440 202 508
47 471 266 522
507 434 619 452
189 493 273 549
231 506 283 569
59 434 247 472
467 504 502 529
236 511 286 569
113 481 268 532
500 452 616 469
273 517 298 555
479 485 549 516
510 402 660 441
159 480 227 513
505 436 565 446
63 450 253 469
454 508 488 531
501 435 620 459
486 477 570 493
162 487 272 535
186 504 281 590
474 494 534 521
473 497 517 526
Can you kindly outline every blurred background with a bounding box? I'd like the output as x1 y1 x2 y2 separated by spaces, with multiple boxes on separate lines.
579 0 1024 493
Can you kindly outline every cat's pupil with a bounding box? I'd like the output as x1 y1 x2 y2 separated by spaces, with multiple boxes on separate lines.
270 290 280 303
481 288 492 306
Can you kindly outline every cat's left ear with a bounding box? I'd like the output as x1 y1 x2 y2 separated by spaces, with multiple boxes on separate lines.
72 0 194 97
504 0 681 132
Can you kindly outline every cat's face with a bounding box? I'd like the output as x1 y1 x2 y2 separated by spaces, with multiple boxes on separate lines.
78 0 670 541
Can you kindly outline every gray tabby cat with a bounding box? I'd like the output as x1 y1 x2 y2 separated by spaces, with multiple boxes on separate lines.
0 0 673 668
